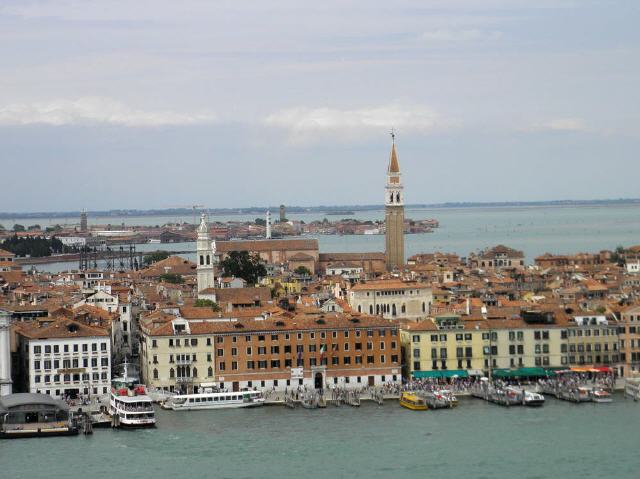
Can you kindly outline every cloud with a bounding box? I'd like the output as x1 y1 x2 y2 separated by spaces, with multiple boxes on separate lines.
0 97 215 127
534 118 587 132
420 28 503 43
264 103 453 143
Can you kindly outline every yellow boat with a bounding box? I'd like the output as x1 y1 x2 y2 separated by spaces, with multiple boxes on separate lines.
399 392 428 411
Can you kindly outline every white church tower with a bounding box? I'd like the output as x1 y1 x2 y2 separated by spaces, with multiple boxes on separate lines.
196 213 216 294
266 210 272 239
0 310 12 396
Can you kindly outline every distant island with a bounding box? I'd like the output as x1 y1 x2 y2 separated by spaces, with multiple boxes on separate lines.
1 198 639 220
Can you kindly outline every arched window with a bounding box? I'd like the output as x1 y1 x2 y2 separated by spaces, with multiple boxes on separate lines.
199 255 204 266
185 366 191 377
376 304 380 315
192 367 198 378
206 255 210 265
153 369 158 380
422 302 426 313
358 305 362 313
390 193 394 203
169 368 175 379
401 304 406 314
208 367 213 377
369 305 373 314
396 192 400 203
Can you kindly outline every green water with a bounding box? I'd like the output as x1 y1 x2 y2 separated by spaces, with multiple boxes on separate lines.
3 395 637 479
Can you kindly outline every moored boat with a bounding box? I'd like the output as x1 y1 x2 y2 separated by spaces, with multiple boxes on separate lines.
109 363 156 428
422 389 458 409
162 389 264 411
624 379 640 401
400 392 428 411
522 390 545 407
590 388 612 403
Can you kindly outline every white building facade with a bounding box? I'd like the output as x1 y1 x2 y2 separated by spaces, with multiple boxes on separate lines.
17 322 111 399
348 281 433 320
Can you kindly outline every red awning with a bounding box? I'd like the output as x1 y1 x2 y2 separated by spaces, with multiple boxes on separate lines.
592 366 612 373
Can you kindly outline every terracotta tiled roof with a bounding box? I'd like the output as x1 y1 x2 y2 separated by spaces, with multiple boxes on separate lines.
319 252 385 262
214 287 272 305
15 317 109 340
288 253 315 261
351 279 430 292
217 239 318 253
139 255 196 278
479 245 525 259
142 312 398 337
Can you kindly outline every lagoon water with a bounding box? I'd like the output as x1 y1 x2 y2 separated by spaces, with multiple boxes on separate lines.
2 396 638 479
26 204 640 273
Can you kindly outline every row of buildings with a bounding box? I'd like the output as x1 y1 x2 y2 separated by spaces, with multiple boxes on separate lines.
2 137 640 400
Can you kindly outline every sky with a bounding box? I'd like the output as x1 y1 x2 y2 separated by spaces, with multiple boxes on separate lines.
1 0 639 212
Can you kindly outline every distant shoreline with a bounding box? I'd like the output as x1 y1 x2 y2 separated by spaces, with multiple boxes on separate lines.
2 198 640 220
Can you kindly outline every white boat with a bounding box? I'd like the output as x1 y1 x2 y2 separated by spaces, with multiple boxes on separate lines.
161 390 265 411
109 363 156 428
590 388 613 403
147 239 161 244
624 379 640 401
522 390 545 407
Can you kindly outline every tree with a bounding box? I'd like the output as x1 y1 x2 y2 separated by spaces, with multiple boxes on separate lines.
294 265 312 276
254 218 266 226
220 251 267 285
27 224 41 231
143 250 170 266
159 273 184 284
194 299 221 311
610 245 625 265
45 224 63 233
0 224 5 231
13 224 25 232
0 234 71 257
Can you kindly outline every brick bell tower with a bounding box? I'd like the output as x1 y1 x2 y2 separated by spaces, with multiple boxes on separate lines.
384 131 405 271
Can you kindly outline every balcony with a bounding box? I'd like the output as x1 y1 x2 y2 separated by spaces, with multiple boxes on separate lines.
176 358 193 365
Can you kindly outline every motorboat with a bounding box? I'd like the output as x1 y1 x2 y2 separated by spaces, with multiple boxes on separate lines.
399 392 428 411
590 388 612 403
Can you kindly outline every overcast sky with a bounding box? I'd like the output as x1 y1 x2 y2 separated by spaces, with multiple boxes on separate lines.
1 0 639 212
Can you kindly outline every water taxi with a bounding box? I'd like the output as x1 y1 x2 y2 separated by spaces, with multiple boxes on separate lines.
590 388 612 403
161 390 264 411
109 363 156 428
399 392 428 411
522 390 545 407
